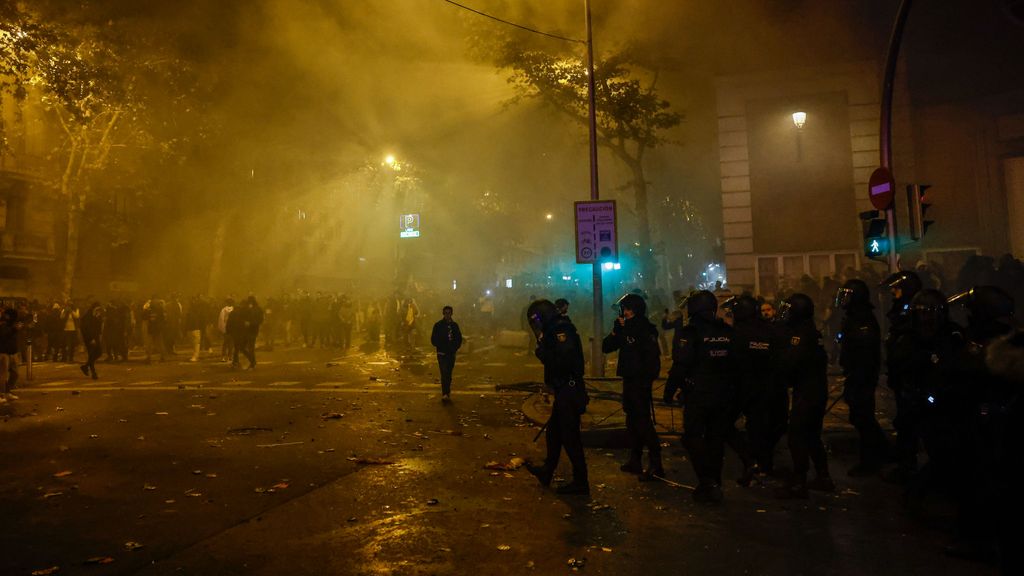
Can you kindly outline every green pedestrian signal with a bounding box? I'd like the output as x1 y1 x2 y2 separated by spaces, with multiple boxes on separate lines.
859 210 889 260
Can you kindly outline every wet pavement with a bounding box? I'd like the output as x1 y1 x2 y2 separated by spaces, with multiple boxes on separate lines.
0 342 995 575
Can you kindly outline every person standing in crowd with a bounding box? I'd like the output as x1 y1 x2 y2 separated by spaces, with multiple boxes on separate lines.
775 293 833 498
882 270 923 483
60 299 80 363
835 279 891 476
338 295 355 351
603 293 663 482
185 295 205 362
430 306 463 402
103 300 129 362
526 299 589 495
79 302 103 379
238 296 262 369
144 298 166 363
673 290 735 502
43 302 63 361
263 296 279 351
218 298 235 362
0 308 19 403
722 294 773 486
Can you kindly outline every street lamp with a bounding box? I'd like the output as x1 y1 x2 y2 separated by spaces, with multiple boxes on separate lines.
545 213 553 221
791 111 807 129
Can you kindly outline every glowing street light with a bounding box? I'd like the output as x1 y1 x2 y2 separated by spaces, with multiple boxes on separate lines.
792 111 807 129
545 213 553 221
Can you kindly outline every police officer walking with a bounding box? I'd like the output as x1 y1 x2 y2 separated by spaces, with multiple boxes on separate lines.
835 279 891 476
602 293 663 481
526 299 589 495
775 293 834 498
882 270 923 483
722 294 773 486
673 290 735 502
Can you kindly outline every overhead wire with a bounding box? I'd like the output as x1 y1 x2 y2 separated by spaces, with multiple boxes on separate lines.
441 0 585 44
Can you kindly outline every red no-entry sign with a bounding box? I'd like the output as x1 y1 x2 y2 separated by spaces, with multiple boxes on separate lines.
868 167 895 211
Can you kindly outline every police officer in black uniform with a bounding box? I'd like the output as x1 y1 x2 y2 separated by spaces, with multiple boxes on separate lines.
673 290 735 502
835 279 891 476
882 270 923 482
775 293 834 498
891 289 965 508
602 293 663 480
945 286 1015 559
722 294 773 486
525 299 589 495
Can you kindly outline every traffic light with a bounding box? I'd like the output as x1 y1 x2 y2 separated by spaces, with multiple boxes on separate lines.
907 184 933 240
860 209 889 259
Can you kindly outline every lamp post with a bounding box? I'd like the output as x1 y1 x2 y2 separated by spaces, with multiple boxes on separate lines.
792 111 806 160
584 0 604 377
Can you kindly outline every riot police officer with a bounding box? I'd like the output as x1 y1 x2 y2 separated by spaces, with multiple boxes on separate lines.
673 290 736 502
945 286 1015 558
722 294 772 486
891 289 965 506
835 279 891 476
882 270 923 482
526 299 589 495
602 293 663 480
775 293 833 498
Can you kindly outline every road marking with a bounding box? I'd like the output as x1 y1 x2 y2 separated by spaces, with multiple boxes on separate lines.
126 380 163 386
38 380 76 387
483 363 507 367
268 381 301 387
177 380 211 385
365 361 392 366
286 361 311 365
315 381 353 387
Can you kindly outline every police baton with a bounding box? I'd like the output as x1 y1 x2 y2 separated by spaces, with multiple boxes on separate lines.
533 416 551 442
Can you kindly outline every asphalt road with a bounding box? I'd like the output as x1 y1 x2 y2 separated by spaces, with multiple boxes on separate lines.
0 342 995 575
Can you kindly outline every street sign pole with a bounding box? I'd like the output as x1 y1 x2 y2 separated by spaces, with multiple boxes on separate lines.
584 0 603 377
879 0 913 273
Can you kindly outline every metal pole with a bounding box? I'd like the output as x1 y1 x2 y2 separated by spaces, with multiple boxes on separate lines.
880 0 913 274
585 0 604 377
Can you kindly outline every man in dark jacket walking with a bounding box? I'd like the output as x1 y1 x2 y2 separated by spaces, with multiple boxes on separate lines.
603 293 663 480
430 306 463 402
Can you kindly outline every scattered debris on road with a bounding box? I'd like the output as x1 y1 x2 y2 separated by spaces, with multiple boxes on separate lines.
483 457 524 471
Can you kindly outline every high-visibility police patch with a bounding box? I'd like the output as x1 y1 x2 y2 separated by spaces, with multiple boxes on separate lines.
556 333 568 343
790 336 801 346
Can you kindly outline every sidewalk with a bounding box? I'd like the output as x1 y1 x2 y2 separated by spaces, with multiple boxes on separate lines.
517 371 896 452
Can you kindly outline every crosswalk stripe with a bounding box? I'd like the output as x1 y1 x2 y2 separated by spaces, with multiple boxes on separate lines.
315 381 353 387
268 381 301 386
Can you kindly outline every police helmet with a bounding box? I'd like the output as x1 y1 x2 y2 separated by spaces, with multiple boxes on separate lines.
554 298 569 313
948 285 1014 324
685 290 718 319
526 299 559 337
881 270 922 299
779 293 815 324
616 293 647 317
722 294 758 322
834 279 871 310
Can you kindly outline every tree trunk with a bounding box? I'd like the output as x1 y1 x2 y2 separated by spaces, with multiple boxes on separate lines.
62 200 81 298
629 161 659 291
